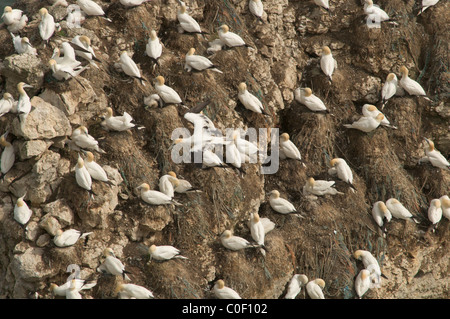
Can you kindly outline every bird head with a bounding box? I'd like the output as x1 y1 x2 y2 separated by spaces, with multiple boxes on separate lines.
219 24 229 33
187 48 195 56
280 133 289 142
375 113 385 122
137 183 150 192
154 76 165 86
269 190 280 199
386 73 396 82
329 158 340 167
322 46 331 55
39 8 48 17
79 35 91 47
399 66 409 76
302 87 313 97
215 279 225 289
238 82 247 92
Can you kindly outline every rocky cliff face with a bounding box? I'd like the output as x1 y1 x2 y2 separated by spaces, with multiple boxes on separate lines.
0 0 448 299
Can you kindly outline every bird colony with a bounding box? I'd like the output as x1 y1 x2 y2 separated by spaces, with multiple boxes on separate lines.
0 0 448 299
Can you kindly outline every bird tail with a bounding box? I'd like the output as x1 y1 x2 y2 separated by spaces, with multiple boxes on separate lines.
175 255 188 260
171 199 183 206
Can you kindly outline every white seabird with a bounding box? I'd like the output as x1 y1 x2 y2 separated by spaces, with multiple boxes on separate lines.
303 177 344 196
343 113 384 133
279 133 303 163
185 48 223 73
314 0 330 11
167 171 201 193
38 8 55 45
75 155 94 197
11 34 37 55
177 4 206 34
218 24 250 49
154 75 183 106
249 0 265 23
50 280 96 297
371 201 392 232
355 269 371 299
71 35 100 68
0 93 15 117
66 4 86 29
71 125 106 154
16 82 33 122
48 59 88 81
66 279 83 299
77 0 111 21
329 158 355 190
0 133 15 179
353 250 383 288
120 0 151 7
306 279 325 299
249 212 266 256
428 198 442 231
115 283 154 299
284 274 308 299
439 195 450 220
213 280 242 299
82 151 114 185
119 51 146 85
418 0 439 15
100 107 135 132
136 183 181 205
13 194 32 225
145 30 162 67
97 248 131 280
2 6 28 33
148 244 188 261
385 198 420 223
53 228 92 247
220 230 260 251
159 173 176 198
320 46 337 82
364 0 390 23
420 138 449 169
268 190 303 218
399 66 430 100
381 73 399 109
294 87 328 112
238 82 267 114
362 104 396 129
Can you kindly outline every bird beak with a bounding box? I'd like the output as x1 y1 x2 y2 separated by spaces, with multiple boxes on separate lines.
22 84 33 89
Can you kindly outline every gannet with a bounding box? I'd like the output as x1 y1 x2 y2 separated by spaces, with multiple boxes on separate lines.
50 280 96 297
355 269 371 299
16 82 33 122
294 87 328 112
364 0 390 22
38 8 55 44
439 195 450 220
362 104 396 129
381 73 398 109
226 131 243 170
48 59 88 81
82 151 114 185
136 183 181 205
0 93 15 117
184 110 216 131
418 0 439 15
145 30 162 66
14 194 32 225
268 190 304 218
279 132 304 167
249 0 265 23
385 198 420 223
218 24 250 49
11 34 37 55
213 280 242 299
399 66 430 100
202 149 227 168
54 42 81 69
428 199 442 230
66 279 82 299
371 201 392 232
119 51 146 85
71 125 106 154
249 212 266 256
314 0 330 10
284 274 308 299
154 76 183 106
420 138 449 169
97 248 131 280
238 82 266 114
220 230 260 251
353 250 383 288
71 35 100 68
167 171 200 193
159 173 176 198
66 4 85 29
177 4 206 34
144 94 161 108
343 113 384 133
320 46 337 82
77 0 111 21
75 155 94 197
233 131 259 163
2 6 28 33
329 158 355 190
100 107 135 132
0 134 15 179
306 279 325 299
53 228 92 247
120 0 151 7
303 177 344 196
185 48 223 73
115 283 154 299
148 244 188 261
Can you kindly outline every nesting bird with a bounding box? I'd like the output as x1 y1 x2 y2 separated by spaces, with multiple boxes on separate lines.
136 183 181 206
237 82 267 115
398 66 430 100
49 279 96 297
294 87 328 112
353 250 384 288
71 125 106 154
306 279 326 299
385 198 420 224
417 0 440 15
184 48 223 73
71 35 100 68
119 0 151 7
213 280 242 299
74 155 94 197
100 107 135 132
48 59 88 81
145 30 163 67
2 6 28 33
154 76 184 107
177 4 206 34
420 138 449 169
0 133 15 179
249 0 265 23
320 46 337 82
38 8 56 45
284 274 308 299
82 151 114 185
314 0 330 11
439 195 450 221
118 51 146 85
220 230 260 251
11 34 37 55
364 0 390 25
76 0 111 21
0 93 15 117
279 133 304 164
249 212 266 256
115 283 154 299
381 73 400 109
329 158 355 190
148 244 188 261
355 269 371 299
97 248 131 280
53 228 92 247
362 104 396 129
427 199 442 231
16 82 33 122
303 177 344 196
66 279 83 299
13 194 32 225
167 171 200 193
218 24 250 49
343 113 384 133
159 173 176 198
268 190 303 218
371 201 392 234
